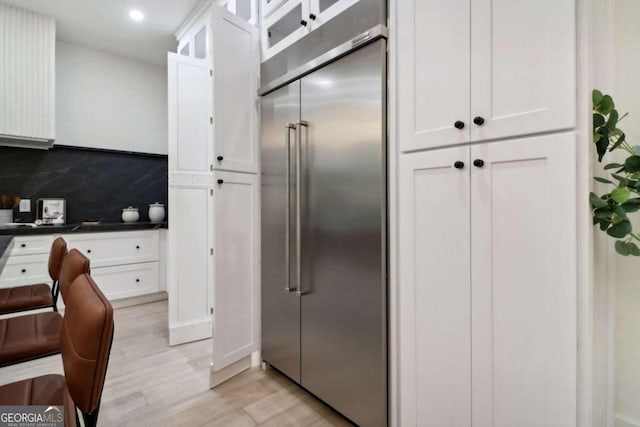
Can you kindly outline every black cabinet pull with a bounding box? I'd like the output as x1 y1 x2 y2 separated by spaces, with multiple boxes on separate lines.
217 156 224 161
309 13 316 20
473 159 485 168
217 179 224 184
21 269 26 273
473 116 485 126
454 121 465 130
20 243 26 248
301 20 308 26
454 161 465 169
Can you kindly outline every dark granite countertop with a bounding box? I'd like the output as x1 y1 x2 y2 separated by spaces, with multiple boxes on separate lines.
0 222 167 236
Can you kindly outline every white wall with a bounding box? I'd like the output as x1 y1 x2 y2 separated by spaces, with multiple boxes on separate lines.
56 40 168 155
613 1 640 426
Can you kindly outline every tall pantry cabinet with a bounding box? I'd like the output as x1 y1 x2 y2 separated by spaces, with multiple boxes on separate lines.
168 3 260 385
396 0 579 426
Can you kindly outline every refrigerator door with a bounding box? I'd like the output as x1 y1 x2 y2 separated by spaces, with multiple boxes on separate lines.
300 40 387 426
261 81 302 382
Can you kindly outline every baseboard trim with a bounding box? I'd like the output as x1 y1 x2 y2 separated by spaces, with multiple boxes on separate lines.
616 414 640 427
110 291 168 309
169 318 212 346
209 356 252 388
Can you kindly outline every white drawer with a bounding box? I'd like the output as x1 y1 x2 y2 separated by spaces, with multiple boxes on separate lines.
0 254 49 288
90 262 160 301
10 235 55 256
64 231 160 268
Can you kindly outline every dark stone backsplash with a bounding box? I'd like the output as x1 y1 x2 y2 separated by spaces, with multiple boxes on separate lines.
0 145 167 224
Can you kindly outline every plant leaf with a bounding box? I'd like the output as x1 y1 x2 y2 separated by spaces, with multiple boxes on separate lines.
628 242 640 256
624 155 640 173
594 177 613 184
622 201 640 213
612 188 631 203
604 163 624 170
593 89 604 106
615 240 631 256
607 220 632 238
597 95 615 115
590 192 608 208
607 109 619 130
610 132 627 152
594 207 614 219
593 113 605 128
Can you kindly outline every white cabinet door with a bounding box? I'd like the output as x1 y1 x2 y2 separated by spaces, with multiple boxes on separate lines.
470 0 576 142
470 134 576 427
398 0 471 153
261 0 288 19
167 185 214 346
398 146 471 427
212 6 260 174
261 0 310 61
212 171 259 371
168 53 212 175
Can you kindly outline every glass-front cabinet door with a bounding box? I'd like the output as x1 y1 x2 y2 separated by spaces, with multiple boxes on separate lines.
261 0 288 19
261 0 310 61
309 0 358 28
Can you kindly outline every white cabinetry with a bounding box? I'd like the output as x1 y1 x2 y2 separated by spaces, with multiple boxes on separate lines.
260 0 360 61
63 231 161 301
0 4 55 147
397 0 576 152
398 134 577 426
169 2 260 382
0 231 162 303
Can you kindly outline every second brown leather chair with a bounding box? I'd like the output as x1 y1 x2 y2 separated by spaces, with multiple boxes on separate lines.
0 237 68 315
0 273 114 427
0 249 91 367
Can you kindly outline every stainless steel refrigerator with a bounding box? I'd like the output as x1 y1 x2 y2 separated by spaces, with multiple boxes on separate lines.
261 36 387 426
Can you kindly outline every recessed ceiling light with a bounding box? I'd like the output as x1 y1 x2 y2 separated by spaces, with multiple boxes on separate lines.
129 10 145 22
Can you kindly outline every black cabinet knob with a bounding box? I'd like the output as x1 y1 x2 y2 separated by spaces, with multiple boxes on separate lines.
21 243 26 248
454 121 465 130
473 159 485 168
217 156 224 161
136 278 140 283
87 249 92 254
136 245 140 250
309 13 316 20
473 116 485 126
21 269 26 273
301 20 308 26
454 161 465 169
217 179 224 184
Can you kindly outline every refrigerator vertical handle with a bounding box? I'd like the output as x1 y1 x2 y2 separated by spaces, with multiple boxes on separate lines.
296 120 309 296
285 123 297 293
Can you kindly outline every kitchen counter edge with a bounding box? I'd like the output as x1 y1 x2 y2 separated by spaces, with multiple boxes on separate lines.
0 222 168 236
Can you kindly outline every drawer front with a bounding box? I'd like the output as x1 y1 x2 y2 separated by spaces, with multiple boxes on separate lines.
64 231 160 268
10 235 55 256
90 262 160 300
0 254 50 288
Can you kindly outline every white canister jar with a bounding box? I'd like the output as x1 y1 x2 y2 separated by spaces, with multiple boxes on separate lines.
148 203 165 223
122 206 139 223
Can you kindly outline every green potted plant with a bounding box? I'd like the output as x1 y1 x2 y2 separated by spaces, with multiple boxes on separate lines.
590 89 640 255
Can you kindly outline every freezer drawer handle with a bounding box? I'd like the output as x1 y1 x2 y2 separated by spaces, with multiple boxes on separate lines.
296 121 309 296
285 123 297 293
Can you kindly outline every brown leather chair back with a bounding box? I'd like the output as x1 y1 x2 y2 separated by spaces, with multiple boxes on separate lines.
61 273 114 416
48 237 68 281
58 249 91 302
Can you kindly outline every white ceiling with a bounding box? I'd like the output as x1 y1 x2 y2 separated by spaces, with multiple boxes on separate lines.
0 0 202 66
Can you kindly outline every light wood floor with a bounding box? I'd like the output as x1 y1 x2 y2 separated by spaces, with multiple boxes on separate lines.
0 301 353 427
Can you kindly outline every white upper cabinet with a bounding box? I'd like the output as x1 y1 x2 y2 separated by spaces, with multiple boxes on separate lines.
398 0 576 152
261 0 361 61
0 4 55 148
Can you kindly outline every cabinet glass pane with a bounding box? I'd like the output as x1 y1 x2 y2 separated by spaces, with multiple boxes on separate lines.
194 27 207 59
236 0 252 21
267 4 301 48
180 43 190 56
319 0 340 13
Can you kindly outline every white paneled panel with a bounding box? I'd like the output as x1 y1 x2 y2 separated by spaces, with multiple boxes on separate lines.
471 134 577 427
212 171 259 371
399 147 471 427
0 4 55 143
470 0 576 141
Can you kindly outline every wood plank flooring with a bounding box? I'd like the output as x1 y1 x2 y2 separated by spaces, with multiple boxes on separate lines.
0 301 353 427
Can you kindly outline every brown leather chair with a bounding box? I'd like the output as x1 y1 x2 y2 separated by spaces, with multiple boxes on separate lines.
0 273 114 427
0 249 90 367
0 237 67 315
